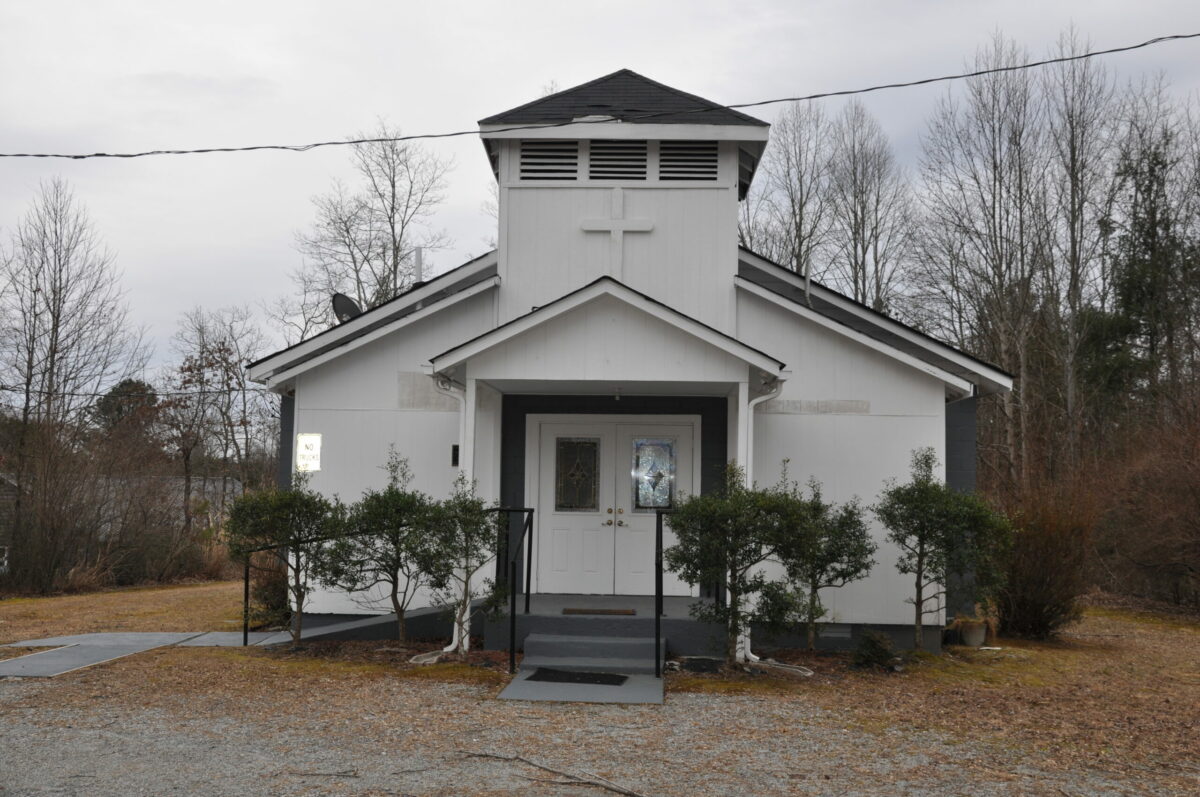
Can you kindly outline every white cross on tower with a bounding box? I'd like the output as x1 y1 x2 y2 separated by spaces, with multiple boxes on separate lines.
581 187 653 278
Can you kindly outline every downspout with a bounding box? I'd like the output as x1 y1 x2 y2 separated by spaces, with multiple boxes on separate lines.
738 375 784 664
744 376 783 486
431 373 469 654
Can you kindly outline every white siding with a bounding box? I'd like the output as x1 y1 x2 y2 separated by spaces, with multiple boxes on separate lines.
738 290 948 626
473 380 503 504
295 292 494 614
497 140 740 333
468 294 749 384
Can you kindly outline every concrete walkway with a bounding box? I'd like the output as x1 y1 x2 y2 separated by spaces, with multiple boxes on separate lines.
0 631 275 678
498 668 664 704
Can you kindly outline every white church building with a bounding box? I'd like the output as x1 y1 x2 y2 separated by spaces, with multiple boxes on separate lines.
248 70 1011 654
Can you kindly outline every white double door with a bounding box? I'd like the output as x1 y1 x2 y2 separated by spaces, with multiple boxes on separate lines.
534 418 696 596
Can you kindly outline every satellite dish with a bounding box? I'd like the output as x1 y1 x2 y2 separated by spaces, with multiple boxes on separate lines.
331 293 363 323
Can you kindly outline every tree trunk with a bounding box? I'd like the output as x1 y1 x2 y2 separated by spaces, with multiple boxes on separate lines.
807 585 819 650
390 585 406 645
454 584 470 656
181 450 194 535
725 586 740 665
913 554 925 651
290 550 304 648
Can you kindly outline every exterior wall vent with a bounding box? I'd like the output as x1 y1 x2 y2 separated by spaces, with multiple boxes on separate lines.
659 140 719 181
588 140 648 180
519 140 579 180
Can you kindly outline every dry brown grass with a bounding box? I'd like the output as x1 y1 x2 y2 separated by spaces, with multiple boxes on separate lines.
261 639 513 686
672 606 1200 778
0 581 243 643
3 582 1197 787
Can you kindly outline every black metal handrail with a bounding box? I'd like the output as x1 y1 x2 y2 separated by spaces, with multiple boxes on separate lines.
654 509 672 678
490 506 535 674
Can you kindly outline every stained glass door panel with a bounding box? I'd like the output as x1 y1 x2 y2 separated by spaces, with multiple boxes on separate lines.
555 438 600 511
631 437 676 512
536 424 615 595
614 424 695 596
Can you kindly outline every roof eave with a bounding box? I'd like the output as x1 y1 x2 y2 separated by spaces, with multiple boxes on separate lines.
735 277 974 397
479 122 770 142
430 276 786 377
248 251 498 384
737 248 1013 395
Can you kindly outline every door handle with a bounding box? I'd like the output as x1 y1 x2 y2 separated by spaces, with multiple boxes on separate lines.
616 520 626 527
604 519 614 526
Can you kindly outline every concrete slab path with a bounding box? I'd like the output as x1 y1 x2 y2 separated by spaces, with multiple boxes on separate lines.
0 631 275 677
4 632 201 649
498 668 664 704
175 632 275 647
0 633 199 678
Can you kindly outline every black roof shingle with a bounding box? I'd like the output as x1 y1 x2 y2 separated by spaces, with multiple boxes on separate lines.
478 69 768 128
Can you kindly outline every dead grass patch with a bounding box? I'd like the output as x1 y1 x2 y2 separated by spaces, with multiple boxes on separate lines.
259 639 512 685
1082 604 1200 632
802 613 1200 776
669 671 797 695
664 606 1199 780
6 643 510 732
0 581 243 643
0 646 38 662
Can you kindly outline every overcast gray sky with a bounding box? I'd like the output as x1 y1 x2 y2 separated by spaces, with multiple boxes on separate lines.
3 1 1199 368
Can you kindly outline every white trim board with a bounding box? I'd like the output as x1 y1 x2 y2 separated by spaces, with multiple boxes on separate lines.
737 249 1012 394
258 277 499 389
735 276 974 398
431 277 786 378
249 251 498 384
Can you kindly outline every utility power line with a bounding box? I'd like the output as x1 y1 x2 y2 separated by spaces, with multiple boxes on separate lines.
0 384 271 399
0 32 1196 161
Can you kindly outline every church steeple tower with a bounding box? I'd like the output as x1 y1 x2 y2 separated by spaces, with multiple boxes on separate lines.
479 70 769 333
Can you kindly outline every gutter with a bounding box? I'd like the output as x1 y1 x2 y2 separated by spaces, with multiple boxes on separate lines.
430 374 471 655
738 376 784 664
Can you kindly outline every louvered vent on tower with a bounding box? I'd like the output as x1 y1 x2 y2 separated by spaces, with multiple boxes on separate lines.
588 140 648 180
519 140 579 180
659 140 719 181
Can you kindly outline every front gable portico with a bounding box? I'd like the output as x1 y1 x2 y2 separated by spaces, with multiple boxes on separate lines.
428 276 786 388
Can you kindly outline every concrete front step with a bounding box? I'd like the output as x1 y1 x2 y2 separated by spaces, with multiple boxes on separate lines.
521 633 666 675
521 654 660 675
523 633 659 659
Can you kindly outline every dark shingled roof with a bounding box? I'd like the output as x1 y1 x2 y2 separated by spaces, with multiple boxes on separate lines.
479 69 768 127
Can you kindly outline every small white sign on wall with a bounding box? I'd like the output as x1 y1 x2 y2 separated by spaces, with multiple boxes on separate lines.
296 433 322 472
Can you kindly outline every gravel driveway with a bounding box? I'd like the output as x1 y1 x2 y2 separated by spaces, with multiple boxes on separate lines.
0 662 1173 797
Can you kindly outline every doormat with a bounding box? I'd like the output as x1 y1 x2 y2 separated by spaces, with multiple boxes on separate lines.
561 608 636 616
527 667 628 686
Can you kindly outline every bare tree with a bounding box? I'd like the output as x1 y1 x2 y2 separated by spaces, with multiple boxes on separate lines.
272 121 452 342
0 178 145 590
916 34 1049 495
825 100 913 311
739 102 832 284
162 305 277 534
174 306 276 492
1039 29 1116 468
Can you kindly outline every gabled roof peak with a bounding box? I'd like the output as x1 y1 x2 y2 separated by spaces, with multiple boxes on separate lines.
479 69 768 128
